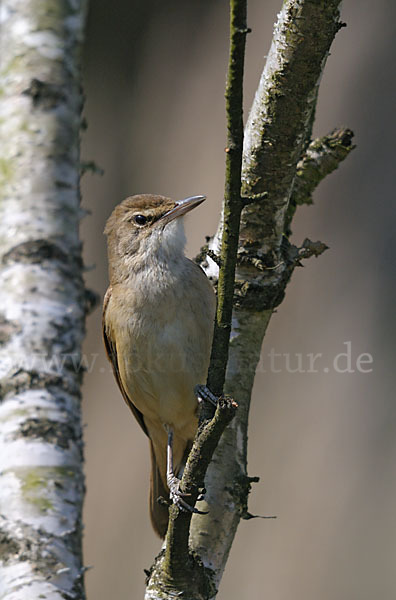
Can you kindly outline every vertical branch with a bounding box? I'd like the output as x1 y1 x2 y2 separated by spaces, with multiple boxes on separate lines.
207 0 248 396
145 2 248 598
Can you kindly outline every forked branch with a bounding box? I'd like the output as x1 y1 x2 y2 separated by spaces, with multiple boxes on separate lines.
145 2 355 599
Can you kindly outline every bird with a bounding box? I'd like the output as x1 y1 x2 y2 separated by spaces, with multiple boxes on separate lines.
102 194 216 538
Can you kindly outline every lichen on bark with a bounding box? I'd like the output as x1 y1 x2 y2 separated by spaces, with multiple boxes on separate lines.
0 0 89 598
190 1 352 597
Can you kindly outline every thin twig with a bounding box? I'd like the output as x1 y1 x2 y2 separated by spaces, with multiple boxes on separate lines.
149 0 248 594
206 0 248 397
161 398 237 587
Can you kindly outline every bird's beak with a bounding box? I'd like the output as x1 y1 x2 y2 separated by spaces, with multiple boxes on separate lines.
160 195 206 225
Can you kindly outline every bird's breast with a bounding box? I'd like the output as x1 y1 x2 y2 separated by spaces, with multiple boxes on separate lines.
107 258 215 435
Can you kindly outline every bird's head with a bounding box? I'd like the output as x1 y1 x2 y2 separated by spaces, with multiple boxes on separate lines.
104 194 206 281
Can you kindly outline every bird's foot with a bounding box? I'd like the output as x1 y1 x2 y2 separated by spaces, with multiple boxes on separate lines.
167 475 208 515
197 486 206 502
194 384 218 407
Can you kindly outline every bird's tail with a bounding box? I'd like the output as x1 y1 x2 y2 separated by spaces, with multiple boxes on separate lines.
149 438 193 539
149 440 169 539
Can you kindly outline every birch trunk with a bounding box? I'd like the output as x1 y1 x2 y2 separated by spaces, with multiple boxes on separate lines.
0 1 89 598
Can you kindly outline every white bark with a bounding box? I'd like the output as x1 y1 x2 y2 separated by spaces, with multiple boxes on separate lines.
0 0 88 598
189 310 271 589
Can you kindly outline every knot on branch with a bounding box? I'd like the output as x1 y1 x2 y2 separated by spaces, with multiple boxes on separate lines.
236 27 251 35
194 238 222 270
286 238 329 268
233 234 329 311
22 78 66 109
234 277 286 311
237 248 283 272
298 238 329 260
146 548 217 600
223 472 261 521
233 243 289 310
207 249 222 267
241 191 268 205
80 160 105 176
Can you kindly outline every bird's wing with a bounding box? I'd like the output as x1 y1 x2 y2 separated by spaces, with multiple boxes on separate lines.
102 285 148 436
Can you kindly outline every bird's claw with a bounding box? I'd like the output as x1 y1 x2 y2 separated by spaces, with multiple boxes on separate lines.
197 487 206 502
167 476 208 515
194 384 218 407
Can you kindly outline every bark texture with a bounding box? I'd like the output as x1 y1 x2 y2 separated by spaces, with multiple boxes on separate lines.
189 0 347 595
0 0 89 598
207 0 247 397
145 0 351 597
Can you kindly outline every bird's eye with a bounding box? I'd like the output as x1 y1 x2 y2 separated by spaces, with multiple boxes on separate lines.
134 214 147 226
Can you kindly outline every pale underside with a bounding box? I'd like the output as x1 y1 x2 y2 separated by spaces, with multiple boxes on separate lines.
103 251 216 483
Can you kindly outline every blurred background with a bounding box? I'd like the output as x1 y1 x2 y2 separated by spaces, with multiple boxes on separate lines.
80 1 396 598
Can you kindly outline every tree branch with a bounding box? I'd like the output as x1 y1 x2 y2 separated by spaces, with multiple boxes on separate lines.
145 0 248 597
285 127 355 234
145 1 355 598
145 399 237 600
190 0 351 594
207 0 248 397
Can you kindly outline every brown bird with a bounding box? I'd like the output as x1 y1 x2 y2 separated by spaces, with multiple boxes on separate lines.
102 194 216 538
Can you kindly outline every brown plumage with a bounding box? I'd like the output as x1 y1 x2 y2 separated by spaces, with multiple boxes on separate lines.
102 194 215 537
